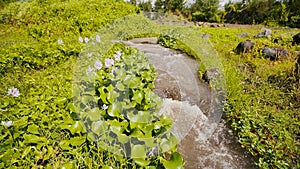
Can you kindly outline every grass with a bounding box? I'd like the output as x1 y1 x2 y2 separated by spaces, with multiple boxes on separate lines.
0 0 299 167
200 26 299 168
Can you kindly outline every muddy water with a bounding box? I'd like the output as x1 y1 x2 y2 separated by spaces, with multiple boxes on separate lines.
122 38 258 169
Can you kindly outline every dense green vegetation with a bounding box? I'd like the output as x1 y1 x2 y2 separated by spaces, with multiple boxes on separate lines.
0 0 184 168
202 27 299 168
157 27 300 168
128 0 300 28
1 0 299 168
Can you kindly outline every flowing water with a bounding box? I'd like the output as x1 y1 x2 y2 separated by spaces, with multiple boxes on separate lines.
122 38 258 169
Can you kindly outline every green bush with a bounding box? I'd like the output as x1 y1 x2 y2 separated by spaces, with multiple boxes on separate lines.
0 0 140 74
201 27 299 169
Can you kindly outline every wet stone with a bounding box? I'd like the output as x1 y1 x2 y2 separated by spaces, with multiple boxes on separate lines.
237 32 249 38
235 40 254 54
254 28 272 38
292 33 300 45
261 47 289 60
202 67 220 84
202 33 211 39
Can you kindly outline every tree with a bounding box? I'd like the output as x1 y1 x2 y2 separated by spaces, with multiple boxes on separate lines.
154 0 185 13
191 0 220 22
139 1 152 12
154 0 165 13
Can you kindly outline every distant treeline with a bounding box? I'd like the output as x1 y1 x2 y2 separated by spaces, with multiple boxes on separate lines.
128 0 300 28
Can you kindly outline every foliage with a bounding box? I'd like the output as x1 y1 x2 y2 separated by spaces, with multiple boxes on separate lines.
138 1 153 12
0 1 185 167
201 27 300 169
0 0 139 74
154 0 186 13
157 25 299 168
0 40 184 169
190 0 220 22
224 0 300 27
157 34 197 58
72 43 184 168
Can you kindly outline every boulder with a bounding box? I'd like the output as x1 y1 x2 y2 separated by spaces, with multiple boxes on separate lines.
292 33 300 45
273 36 282 44
235 40 254 54
261 47 289 60
237 32 249 38
202 33 211 39
202 67 220 84
295 53 300 85
254 29 272 38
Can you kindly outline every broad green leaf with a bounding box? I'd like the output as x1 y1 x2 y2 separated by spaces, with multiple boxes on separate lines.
87 108 101 121
43 146 53 161
133 158 150 167
115 68 126 80
59 140 70 150
160 135 178 153
146 166 157 169
161 152 184 169
98 86 108 104
117 133 129 144
82 95 94 105
140 124 154 137
62 162 75 169
127 111 152 123
87 132 96 141
55 97 67 105
139 137 156 148
23 134 46 144
92 120 108 136
107 85 120 103
107 119 127 134
160 138 171 152
108 102 122 117
27 124 39 134
116 81 125 91
131 144 146 158
69 121 84 135
132 90 143 104
69 136 85 146
21 146 36 159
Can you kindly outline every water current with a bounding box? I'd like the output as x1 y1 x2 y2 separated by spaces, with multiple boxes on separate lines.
122 37 258 169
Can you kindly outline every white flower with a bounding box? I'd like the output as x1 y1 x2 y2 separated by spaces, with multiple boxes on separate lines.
105 58 114 68
96 35 101 43
114 50 122 60
87 52 92 57
86 66 95 76
78 36 83 43
7 87 20 97
94 60 102 70
84 37 89 43
58 39 64 45
101 104 108 110
1 121 13 127
111 67 117 74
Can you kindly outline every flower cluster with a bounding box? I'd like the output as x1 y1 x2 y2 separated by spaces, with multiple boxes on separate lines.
7 87 20 97
105 58 114 68
101 104 108 110
94 60 103 70
59 35 101 46
58 39 64 45
78 35 101 44
1 121 13 127
91 51 122 73
114 50 121 61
